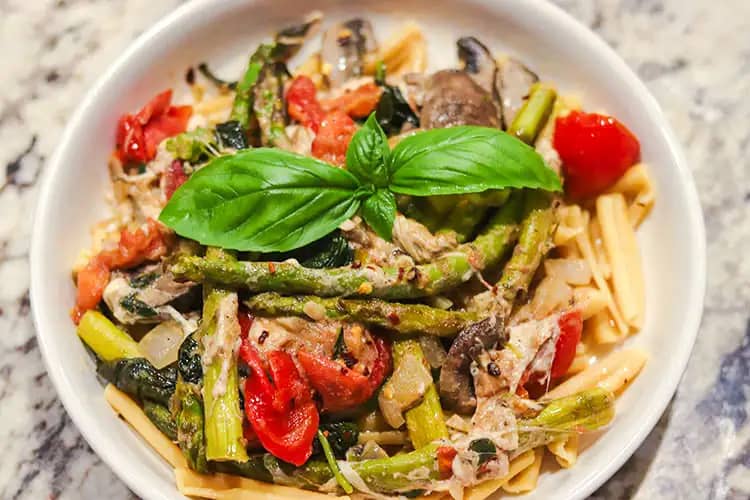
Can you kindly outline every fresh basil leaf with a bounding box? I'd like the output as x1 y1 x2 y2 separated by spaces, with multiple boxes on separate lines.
345 113 390 187
160 148 367 252
388 126 562 196
360 189 396 241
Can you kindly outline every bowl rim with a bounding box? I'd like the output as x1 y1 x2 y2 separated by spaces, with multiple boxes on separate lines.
29 0 706 499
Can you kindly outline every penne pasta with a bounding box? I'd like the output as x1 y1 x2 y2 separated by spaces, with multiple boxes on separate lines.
501 447 544 494
574 210 630 336
544 348 648 400
364 22 425 75
597 193 646 329
573 286 608 320
606 163 655 228
586 309 622 344
463 449 536 500
547 434 579 468
104 384 188 470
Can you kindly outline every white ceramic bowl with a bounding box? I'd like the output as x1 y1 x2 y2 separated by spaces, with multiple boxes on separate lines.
30 0 706 498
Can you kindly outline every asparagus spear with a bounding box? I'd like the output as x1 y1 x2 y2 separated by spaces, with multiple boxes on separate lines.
143 400 177 440
507 83 557 145
392 340 449 449
198 248 249 463
318 430 354 494
245 293 482 337
496 190 556 304
77 310 140 361
171 198 522 299
172 379 209 473
230 44 274 129
440 190 511 243
253 62 291 147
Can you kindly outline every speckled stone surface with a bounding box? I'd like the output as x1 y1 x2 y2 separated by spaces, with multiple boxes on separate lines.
0 0 747 498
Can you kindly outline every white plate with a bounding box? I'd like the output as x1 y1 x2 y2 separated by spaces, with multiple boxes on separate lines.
29 1 706 499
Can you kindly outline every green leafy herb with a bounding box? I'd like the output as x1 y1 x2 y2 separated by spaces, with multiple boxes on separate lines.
159 148 371 252
265 230 353 268
129 272 159 289
119 294 158 318
360 188 397 241
389 126 562 196
345 113 390 187
160 115 560 253
215 121 248 150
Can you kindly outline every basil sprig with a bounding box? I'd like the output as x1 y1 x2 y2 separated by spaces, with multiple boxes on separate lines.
160 113 561 252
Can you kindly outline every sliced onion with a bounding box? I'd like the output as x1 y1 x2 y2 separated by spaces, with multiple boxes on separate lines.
138 320 187 369
418 336 447 369
544 258 592 285
530 275 573 319
377 352 433 428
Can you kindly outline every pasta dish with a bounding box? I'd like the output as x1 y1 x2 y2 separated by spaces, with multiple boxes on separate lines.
70 12 654 499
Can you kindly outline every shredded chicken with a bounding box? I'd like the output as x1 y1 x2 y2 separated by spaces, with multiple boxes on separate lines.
339 216 415 268
392 214 458 263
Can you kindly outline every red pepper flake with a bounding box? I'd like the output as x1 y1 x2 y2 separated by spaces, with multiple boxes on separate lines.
387 312 400 325
397 267 405 281
268 262 276 274
351 261 362 269
437 447 457 479
258 330 269 345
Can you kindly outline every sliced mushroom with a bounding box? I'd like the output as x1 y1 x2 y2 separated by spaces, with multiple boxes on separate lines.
421 70 500 129
457 36 497 95
496 58 539 129
439 315 506 414
321 18 377 88
273 11 323 61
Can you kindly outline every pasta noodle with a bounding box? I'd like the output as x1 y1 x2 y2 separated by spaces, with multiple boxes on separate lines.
104 384 188 469
547 434 579 469
572 286 607 320
574 209 630 336
463 450 536 500
606 163 655 228
596 193 645 329
364 22 426 75
544 348 648 400
501 447 544 494
175 468 346 499
586 309 622 344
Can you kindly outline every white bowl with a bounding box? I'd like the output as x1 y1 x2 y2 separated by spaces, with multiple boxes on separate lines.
30 0 706 499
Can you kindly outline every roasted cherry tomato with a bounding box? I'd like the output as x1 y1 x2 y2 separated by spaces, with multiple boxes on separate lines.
437 446 457 479
286 76 326 132
240 342 319 466
71 219 169 323
311 110 357 166
297 334 391 413
550 309 583 379
116 90 192 164
554 110 640 199
321 82 383 119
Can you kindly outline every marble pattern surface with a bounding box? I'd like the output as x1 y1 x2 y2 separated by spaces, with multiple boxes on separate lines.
0 0 747 498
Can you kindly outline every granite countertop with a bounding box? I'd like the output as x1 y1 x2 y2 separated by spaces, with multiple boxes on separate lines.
1 0 747 498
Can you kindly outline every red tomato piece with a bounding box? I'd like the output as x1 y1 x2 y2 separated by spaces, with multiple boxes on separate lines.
550 309 583 379
297 335 391 413
116 90 192 164
321 82 383 119
554 110 640 199
311 110 357 166
437 446 457 479
240 343 319 466
238 308 254 339
71 219 169 323
142 105 192 159
163 160 188 200
286 76 326 132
